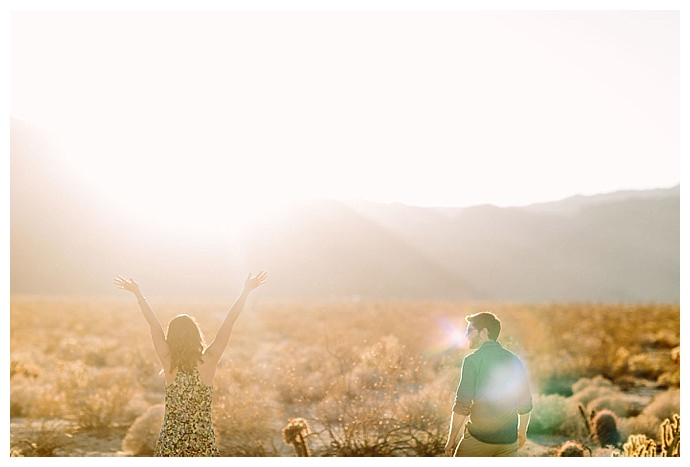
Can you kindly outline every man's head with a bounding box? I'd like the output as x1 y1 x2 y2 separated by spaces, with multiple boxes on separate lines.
465 312 501 348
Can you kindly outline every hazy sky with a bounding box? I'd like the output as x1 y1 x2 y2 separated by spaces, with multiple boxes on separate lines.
8 2 682 230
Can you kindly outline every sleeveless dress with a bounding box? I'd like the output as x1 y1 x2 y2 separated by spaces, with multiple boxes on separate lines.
154 367 219 456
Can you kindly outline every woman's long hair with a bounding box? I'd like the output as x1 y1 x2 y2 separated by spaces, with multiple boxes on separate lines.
166 314 206 373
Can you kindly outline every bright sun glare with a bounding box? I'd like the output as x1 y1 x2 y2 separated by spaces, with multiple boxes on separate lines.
11 9 680 233
40 121 299 235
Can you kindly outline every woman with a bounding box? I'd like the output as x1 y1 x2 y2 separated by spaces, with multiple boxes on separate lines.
114 271 267 456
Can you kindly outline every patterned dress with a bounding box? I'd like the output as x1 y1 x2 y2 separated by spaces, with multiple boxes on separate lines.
154 368 219 456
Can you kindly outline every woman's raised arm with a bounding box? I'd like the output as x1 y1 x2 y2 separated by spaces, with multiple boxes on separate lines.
204 272 267 364
114 276 170 370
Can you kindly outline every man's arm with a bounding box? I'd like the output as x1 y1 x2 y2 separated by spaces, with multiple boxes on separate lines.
445 357 475 456
518 412 531 448
516 359 533 449
445 411 468 456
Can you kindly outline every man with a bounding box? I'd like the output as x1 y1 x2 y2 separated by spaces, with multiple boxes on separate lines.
444 312 532 457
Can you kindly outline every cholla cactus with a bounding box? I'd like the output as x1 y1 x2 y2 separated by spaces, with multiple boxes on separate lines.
621 434 657 457
619 414 680 457
659 414 680 457
557 440 589 457
281 417 310 457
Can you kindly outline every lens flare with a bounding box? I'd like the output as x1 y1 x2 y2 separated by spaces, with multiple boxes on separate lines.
427 316 469 356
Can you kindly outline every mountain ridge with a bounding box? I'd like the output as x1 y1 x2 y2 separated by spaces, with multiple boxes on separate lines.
10 120 680 302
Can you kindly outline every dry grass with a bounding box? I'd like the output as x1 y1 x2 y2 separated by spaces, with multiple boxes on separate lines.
10 297 680 456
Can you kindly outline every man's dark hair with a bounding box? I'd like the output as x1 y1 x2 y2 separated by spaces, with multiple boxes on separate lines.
466 312 501 341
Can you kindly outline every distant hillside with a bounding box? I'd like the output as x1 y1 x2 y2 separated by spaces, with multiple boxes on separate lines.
346 190 679 302
238 200 473 300
524 185 681 215
10 120 680 302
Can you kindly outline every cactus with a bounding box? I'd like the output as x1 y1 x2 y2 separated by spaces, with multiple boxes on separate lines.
619 414 679 457
659 413 680 457
281 418 310 457
622 434 657 457
591 409 621 447
557 440 589 457
578 403 621 447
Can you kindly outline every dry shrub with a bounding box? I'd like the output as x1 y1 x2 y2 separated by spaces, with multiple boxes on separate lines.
389 382 450 456
572 375 617 392
121 404 165 455
587 393 633 418
10 374 65 420
570 376 618 406
640 330 680 349
657 346 680 387
528 393 568 435
618 413 661 440
627 353 666 379
657 370 680 387
559 384 676 444
123 392 157 423
10 358 42 379
122 345 167 393
276 367 322 405
273 344 337 405
10 375 42 418
558 399 591 439
349 335 423 393
30 387 66 420
10 419 74 457
641 388 680 421
394 377 451 430
611 346 631 374
55 336 118 366
11 351 67 418
313 391 405 456
212 368 282 456
10 298 680 457
309 336 450 456
56 362 140 428
670 345 680 363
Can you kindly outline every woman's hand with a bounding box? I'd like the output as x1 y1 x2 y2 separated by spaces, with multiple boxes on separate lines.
114 275 141 296
244 271 268 292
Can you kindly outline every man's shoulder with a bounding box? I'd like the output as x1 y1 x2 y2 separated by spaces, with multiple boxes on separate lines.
461 348 483 367
478 341 526 364
498 346 528 370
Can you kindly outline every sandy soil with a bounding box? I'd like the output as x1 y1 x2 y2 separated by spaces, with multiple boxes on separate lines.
10 419 129 457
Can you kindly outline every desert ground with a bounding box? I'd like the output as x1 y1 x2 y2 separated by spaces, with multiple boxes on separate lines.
10 298 680 457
